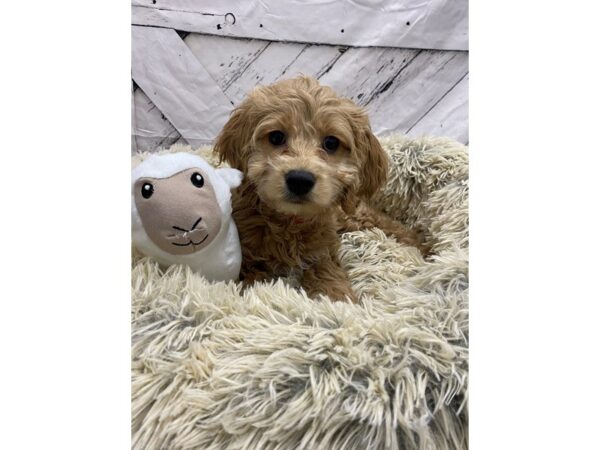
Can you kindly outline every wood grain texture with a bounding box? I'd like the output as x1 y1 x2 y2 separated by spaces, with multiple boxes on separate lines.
186 36 347 105
277 44 347 83
366 50 469 137
131 26 232 148
220 41 310 105
318 47 420 105
407 74 469 143
184 34 268 92
132 88 181 153
131 0 468 51
131 32 469 153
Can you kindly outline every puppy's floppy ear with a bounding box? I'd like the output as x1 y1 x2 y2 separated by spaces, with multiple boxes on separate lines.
356 127 389 199
340 186 361 215
213 101 255 173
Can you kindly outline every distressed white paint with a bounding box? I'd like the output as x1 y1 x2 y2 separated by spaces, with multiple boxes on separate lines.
407 74 469 143
281 44 347 80
132 0 468 51
132 29 468 152
366 50 469 137
132 88 180 153
318 47 420 105
131 26 232 148
186 36 347 105
221 41 313 105
184 34 268 92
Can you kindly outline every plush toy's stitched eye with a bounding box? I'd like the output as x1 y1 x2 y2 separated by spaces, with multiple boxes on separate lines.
268 130 286 146
322 136 340 154
191 172 204 188
141 182 154 199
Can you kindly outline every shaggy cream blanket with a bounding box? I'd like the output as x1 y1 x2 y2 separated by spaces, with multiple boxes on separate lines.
132 134 469 450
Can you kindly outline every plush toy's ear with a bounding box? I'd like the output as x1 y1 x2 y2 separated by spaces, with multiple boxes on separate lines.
216 167 244 190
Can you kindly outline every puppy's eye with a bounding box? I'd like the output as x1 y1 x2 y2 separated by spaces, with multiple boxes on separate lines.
268 130 286 146
141 182 154 199
322 136 340 154
190 172 204 188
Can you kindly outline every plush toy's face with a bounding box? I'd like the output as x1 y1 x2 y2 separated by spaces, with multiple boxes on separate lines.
133 168 222 255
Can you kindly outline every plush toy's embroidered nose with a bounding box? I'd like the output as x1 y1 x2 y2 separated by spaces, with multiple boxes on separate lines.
285 170 316 196
167 217 209 246
167 227 208 246
171 216 202 233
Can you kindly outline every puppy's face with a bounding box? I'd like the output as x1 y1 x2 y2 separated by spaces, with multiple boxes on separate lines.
214 77 388 217
246 92 360 217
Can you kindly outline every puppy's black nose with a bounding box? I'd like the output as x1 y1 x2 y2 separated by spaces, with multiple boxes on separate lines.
285 170 316 196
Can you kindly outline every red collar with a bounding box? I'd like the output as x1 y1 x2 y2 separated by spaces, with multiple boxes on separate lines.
289 215 306 225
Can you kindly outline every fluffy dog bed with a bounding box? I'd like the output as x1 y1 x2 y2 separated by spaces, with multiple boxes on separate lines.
131 134 469 450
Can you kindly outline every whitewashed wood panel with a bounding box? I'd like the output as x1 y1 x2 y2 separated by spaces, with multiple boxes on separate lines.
276 44 346 82
185 36 347 106
132 88 181 153
131 26 232 148
318 47 420 105
132 0 468 51
366 50 469 136
220 42 307 105
131 32 468 152
184 34 268 92
407 74 469 143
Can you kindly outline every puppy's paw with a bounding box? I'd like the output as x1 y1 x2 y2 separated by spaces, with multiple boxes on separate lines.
414 229 433 257
388 227 432 257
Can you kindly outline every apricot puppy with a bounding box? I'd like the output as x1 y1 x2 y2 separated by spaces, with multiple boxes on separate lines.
214 76 425 302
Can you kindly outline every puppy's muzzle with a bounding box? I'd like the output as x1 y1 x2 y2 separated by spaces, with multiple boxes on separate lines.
285 170 316 196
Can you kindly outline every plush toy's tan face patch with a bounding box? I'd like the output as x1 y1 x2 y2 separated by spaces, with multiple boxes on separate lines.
134 168 222 255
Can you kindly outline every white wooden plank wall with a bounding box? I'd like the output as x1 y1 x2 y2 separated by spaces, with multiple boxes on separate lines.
132 8 469 154
131 0 468 51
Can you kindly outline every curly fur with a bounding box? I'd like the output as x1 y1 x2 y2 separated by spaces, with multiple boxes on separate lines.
214 76 425 302
131 134 469 450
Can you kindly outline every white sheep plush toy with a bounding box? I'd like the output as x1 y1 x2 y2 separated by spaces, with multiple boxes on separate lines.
132 153 243 281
